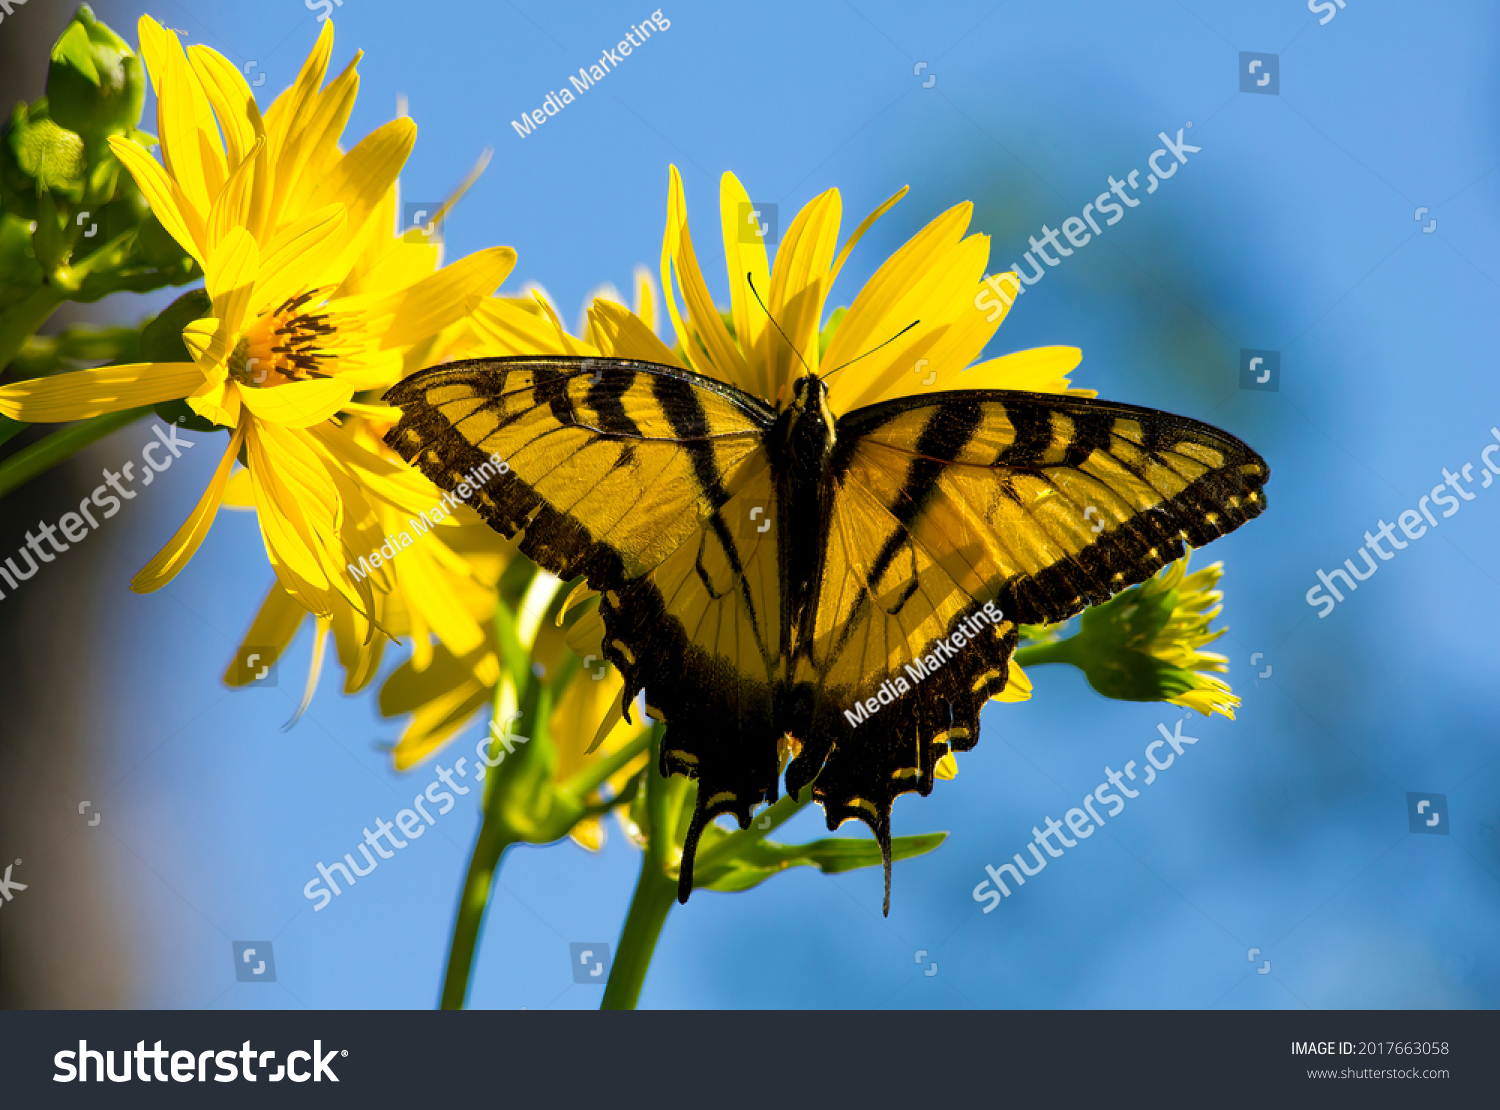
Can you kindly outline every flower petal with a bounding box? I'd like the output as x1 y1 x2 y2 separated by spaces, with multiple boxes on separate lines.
0 362 204 422
206 135 265 254
588 299 684 366
385 659 491 770
302 117 417 284
661 165 751 390
765 186 842 395
823 201 974 374
137 16 225 219
825 205 999 413
185 44 265 171
330 592 386 694
243 419 342 615
959 346 1091 396
187 373 242 428
250 202 348 318
829 185 908 287
131 424 245 592
632 265 658 333
107 135 207 267
222 579 307 686
221 465 254 509
469 297 597 358
718 171 771 392
367 245 516 350
181 316 232 370
262 20 334 209
206 227 259 335
239 377 354 427
276 53 363 224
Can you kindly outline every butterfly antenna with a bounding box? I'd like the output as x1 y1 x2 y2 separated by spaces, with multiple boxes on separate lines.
746 273 812 378
818 318 921 382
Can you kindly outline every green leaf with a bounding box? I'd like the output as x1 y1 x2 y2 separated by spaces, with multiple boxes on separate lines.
10 323 141 377
0 415 26 452
696 831 947 893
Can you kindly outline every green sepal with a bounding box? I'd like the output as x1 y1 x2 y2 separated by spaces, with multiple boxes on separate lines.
152 399 225 434
139 287 209 361
138 289 227 432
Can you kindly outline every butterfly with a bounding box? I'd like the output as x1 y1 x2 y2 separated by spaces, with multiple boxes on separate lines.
384 354 1268 912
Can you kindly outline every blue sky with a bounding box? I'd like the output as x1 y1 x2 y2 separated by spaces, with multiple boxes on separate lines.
16 0 1499 1008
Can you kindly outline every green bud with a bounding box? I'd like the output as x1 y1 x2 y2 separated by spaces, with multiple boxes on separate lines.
1 100 87 217
46 6 146 140
1016 555 1238 717
1018 582 1194 703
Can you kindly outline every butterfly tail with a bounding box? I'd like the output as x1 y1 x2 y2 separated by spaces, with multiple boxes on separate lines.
677 804 707 905
879 810 893 917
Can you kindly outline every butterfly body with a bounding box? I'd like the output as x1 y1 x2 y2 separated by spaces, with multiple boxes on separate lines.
772 375 836 651
385 356 1268 912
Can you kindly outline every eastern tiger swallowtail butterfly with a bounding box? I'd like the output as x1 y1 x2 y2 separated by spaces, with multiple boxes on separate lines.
385 356 1267 912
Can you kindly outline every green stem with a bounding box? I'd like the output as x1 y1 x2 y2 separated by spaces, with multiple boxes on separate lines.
1013 638 1079 668
0 285 68 374
0 405 152 501
439 676 544 1009
556 727 651 799
439 584 544 1010
600 723 683 1010
439 825 518 1010
599 851 677 1010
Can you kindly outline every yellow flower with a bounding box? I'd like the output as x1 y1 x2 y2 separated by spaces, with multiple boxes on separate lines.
467 168 1090 415
220 413 514 710
1016 550 1240 719
0 17 515 619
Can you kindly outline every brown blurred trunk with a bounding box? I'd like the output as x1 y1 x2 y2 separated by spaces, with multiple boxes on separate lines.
0 0 145 1010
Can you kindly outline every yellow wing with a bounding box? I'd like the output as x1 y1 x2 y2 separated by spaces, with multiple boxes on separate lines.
784 390 1269 905
384 356 788 871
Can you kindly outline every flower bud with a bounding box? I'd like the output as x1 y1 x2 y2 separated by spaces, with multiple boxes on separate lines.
1 101 87 219
45 6 146 140
1018 554 1239 718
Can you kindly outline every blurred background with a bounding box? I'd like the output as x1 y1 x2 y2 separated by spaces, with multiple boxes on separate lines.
1 0 1497 1009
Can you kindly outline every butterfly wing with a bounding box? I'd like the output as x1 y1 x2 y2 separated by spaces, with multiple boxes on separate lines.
784 390 1269 906
385 356 789 873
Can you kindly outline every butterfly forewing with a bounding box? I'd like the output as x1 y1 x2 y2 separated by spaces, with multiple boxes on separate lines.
385 357 789 881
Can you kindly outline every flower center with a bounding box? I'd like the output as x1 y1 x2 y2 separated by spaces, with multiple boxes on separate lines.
231 288 357 387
